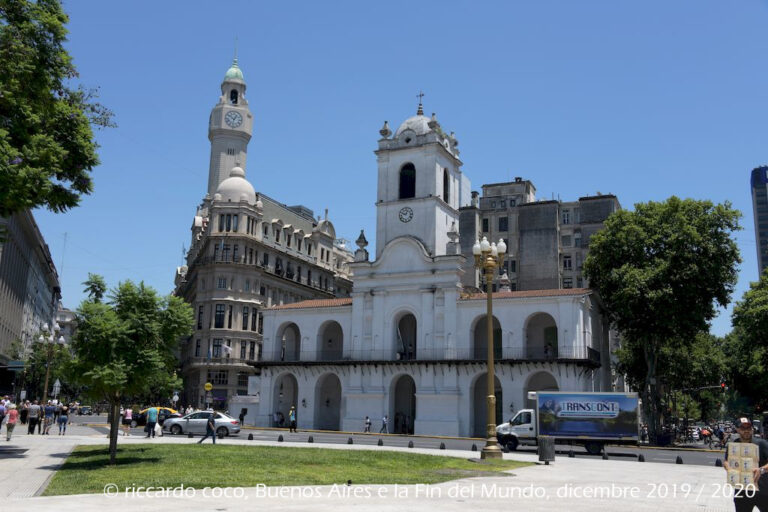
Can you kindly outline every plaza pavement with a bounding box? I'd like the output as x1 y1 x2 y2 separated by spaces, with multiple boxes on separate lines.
0 423 735 511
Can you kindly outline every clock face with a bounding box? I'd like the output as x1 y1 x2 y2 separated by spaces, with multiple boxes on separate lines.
399 207 414 223
225 111 243 128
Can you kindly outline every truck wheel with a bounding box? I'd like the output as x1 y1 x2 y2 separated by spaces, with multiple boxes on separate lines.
585 442 603 455
505 438 518 452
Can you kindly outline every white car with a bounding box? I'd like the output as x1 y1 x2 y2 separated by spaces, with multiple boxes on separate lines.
163 411 240 437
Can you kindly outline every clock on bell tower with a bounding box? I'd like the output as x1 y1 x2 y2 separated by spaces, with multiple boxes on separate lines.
207 57 254 196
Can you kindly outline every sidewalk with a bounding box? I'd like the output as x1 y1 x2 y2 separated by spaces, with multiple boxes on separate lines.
0 428 734 511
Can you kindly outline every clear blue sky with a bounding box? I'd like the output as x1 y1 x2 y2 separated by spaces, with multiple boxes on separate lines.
36 0 768 336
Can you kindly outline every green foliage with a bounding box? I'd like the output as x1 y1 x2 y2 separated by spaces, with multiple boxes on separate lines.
731 270 768 412
23 339 72 400
82 272 107 303
584 196 741 439
0 0 114 217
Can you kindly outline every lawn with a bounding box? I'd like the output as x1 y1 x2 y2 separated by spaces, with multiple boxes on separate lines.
43 444 530 495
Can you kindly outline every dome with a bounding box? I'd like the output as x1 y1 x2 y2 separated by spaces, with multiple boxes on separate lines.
224 58 244 81
216 166 256 203
394 114 431 138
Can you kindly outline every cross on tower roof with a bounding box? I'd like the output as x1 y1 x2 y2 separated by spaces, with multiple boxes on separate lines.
416 91 424 115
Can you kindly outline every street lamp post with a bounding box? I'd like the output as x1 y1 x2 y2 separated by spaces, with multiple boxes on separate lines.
473 236 507 460
39 322 64 403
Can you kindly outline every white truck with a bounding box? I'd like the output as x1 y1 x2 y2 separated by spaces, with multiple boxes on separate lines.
495 391 640 455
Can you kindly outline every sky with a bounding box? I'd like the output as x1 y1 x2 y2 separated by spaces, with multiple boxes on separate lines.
34 0 768 336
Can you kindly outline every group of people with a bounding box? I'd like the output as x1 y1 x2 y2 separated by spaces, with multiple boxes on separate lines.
273 407 297 432
0 397 75 440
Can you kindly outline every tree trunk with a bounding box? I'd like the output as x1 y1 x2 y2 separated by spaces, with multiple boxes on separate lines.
643 342 660 444
108 400 120 465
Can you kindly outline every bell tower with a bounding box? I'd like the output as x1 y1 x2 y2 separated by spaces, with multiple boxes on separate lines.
207 57 253 196
373 100 465 259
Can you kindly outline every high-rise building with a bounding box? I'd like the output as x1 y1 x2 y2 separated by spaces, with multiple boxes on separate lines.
751 165 768 275
459 179 620 291
173 59 353 411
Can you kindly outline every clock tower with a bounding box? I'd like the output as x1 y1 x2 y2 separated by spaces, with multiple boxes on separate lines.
207 58 254 196
373 102 467 259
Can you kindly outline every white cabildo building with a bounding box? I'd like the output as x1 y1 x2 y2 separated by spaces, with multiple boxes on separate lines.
247 102 614 437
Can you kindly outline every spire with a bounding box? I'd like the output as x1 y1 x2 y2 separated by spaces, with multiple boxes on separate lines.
224 43 244 82
416 90 424 115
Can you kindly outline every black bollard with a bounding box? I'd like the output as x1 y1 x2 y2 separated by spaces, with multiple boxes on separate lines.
248 433 253 441
568 450 575 458
638 454 645 462
188 432 193 438
278 434 284 442
676 456 683 464
348 437 354 444
602 452 609 460
347 480 352 486
378 439 383 446
408 441 414 448
440 442 446 450
308 436 314 443
715 458 722 467
471 444 477 452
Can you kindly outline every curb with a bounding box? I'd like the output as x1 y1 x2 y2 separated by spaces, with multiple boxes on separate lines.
240 425 485 442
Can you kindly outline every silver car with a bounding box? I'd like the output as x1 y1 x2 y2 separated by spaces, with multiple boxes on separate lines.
163 411 240 437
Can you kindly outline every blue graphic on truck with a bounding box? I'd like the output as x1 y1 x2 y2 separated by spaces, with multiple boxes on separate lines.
537 393 639 439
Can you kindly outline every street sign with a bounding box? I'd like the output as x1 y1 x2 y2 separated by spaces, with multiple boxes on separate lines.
204 382 213 391
172 394 179 404
19 390 26 401
52 378 61 397
8 360 24 372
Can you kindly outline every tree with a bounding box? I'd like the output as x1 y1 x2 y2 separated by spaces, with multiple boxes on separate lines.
584 197 740 443
731 270 768 412
0 0 114 217
82 272 107 303
68 278 193 464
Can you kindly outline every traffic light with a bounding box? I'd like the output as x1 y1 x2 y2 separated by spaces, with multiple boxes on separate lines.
721 382 727 392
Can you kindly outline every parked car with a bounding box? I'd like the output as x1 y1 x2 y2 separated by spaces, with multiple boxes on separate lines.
163 411 240 437
130 407 178 428
78 406 92 416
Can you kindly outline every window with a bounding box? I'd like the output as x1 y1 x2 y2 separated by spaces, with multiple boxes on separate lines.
320 248 325 261
217 277 227 289
574 234 582 248
222 244 230 262
212 338 222 357
238 372 249 387
563 277 573 289
258 313 263 334
562 209 571 225
244 279 250 292
482 218 489 232
240 341 246 360
275 257 283 275
251 309 258 331
227 306 233 328
219 215 225 232
195 339 201 357
249 248 254 264
263 224 268 237
307 243 312 256
561 235 571 247
197 306 203 329
213 244 219 261
509 260 516 273
399 163 416 199
307 270 312 286
577 277 583 288
226 214 232 232
498 217 508 232
297 239 302 251
259 285 266 296
563 255 572 270
296 266 302 283
249 341 256 360
491 201 496 208
232 244 238 263
208 369 228 385
242 307 249 330
262 253 269 267
443 168 450 203
232 215 238 232
275 229 280 243
230 89 238 104
246 216 251 234
287 234 292 248
214 305 225 328
500 200 506 208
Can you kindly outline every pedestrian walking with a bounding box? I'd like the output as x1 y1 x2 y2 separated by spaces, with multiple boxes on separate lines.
239 408 246 426
197 413 217 444
20 401 29 425
5 403 18 441
57 404 69 435
145 406 158 438
380 415 388 434
723 417 768 512
273 411 279 427
43 401 55 434
27 400 40 434
364 416 371 433
288 406 297 433
122 408 132 436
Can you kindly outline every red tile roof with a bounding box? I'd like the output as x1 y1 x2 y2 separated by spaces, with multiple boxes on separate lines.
270 298 353 310
460 288 590 301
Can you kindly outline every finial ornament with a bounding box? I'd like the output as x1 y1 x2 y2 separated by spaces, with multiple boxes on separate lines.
416 91 424 115
379 120 392 138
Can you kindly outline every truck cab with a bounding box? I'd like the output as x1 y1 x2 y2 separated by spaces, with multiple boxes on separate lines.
496 409 536 452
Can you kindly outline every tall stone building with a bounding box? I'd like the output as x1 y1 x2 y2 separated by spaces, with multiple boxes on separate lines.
751 165 768 275
0 210 61 395
173 59 353 411
459 179 620 291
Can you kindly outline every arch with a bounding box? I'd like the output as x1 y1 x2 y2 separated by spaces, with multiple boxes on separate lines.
390 374 416 434
395 312 417 360
524 312 558 359
399 163 416 199
277 322 301 361
443 168 450 203
230 89 239 105
314 373 342 430
524 371 559 409
272 372 298 426
471 372 503 437
471 314 502 360
317 320 343 361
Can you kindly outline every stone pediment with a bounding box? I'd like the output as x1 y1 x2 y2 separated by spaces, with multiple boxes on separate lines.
369 236 433 274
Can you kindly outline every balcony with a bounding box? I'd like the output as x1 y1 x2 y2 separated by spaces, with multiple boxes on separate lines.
184 356 257 367
255 345 601 367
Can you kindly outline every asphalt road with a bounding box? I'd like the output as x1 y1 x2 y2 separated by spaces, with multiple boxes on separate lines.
68 413 725 467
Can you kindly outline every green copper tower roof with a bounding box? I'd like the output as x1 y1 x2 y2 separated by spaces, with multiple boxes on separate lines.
224 58 244 81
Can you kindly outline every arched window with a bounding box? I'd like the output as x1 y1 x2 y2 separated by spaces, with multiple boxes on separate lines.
399 163 416 199
230 89 238 105
443 168 450 203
